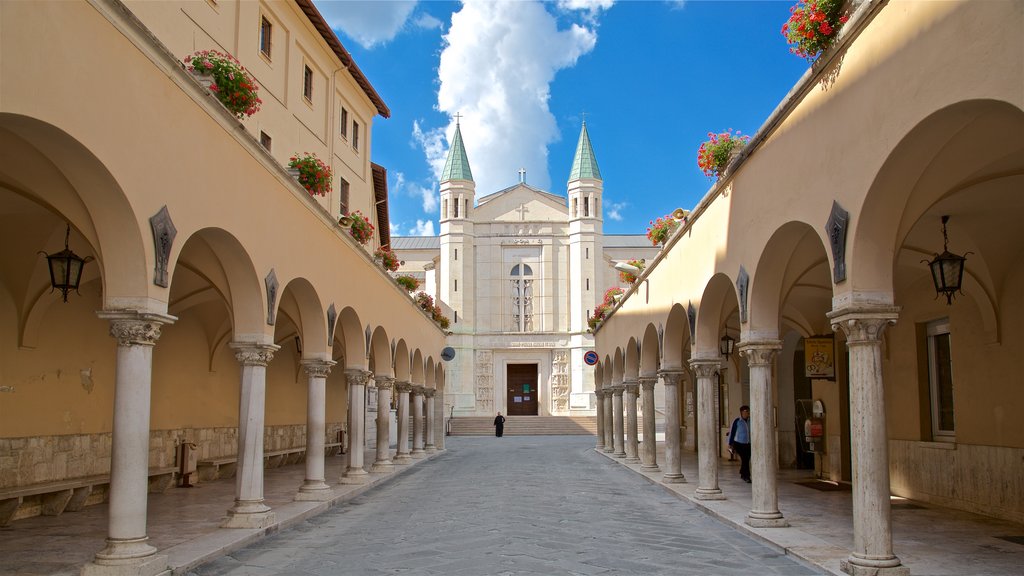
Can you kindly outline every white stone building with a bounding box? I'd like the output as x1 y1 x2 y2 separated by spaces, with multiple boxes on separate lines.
394 123 660 417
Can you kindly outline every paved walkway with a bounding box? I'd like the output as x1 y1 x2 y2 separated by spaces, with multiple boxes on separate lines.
188 436 818 576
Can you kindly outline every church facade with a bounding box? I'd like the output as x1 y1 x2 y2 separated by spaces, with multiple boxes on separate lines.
394 124 660 417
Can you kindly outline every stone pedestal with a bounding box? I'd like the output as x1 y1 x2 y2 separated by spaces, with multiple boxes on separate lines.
296 359 336 501
623 380 640 463
341 369 370 484
394 382 412 464
830 306 907 576
739 341 788 527
639 377 660 471
424 389 437 453
659 370 686 484
594 390 606 451
222 342 278 528
370 376 395 474
690 361 723 499
82 312 175 576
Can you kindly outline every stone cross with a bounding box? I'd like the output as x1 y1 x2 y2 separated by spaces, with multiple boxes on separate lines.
518 168 526 183
514 203 529 221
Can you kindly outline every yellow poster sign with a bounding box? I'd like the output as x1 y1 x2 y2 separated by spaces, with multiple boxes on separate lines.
805 337 835 379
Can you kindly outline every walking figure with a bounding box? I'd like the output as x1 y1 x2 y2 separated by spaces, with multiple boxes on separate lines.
728 405 751 483
494 412 506 437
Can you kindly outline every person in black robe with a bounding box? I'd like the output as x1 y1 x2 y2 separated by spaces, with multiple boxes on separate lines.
493 412 506 437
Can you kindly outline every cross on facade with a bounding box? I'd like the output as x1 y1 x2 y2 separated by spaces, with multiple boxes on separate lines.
515 203 529 221
518 168 526 183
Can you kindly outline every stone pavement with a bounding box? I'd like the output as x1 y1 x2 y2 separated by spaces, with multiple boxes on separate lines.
187 436 819 576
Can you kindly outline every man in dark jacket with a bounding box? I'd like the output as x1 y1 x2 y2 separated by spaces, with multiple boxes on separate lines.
494 412 506 437
728 405 751 483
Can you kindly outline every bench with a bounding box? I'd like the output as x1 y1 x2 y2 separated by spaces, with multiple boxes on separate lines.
263 447 306 469
324 442 342 456
196 456 238 482
198 444 341 480
0 467 177 526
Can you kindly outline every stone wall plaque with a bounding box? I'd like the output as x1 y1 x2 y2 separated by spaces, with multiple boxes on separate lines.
825 201 849 284
149 205 176 287
326 304 337 346
687 302 697 339
265 269 279 325
737 266 749 324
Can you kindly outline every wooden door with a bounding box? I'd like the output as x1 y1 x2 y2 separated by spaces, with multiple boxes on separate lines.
506 364 538 416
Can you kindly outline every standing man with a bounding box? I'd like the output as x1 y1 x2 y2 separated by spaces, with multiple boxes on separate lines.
494 412 506 437
728 405 751 483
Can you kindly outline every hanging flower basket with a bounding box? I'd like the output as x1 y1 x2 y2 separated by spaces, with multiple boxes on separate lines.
618 259 646 284
697 129 750 179
348 211 374 244
646 215 680 247
781 0 850 61
374 246 401 272
288 153 333 196
184 50 262 119
396 275 420 293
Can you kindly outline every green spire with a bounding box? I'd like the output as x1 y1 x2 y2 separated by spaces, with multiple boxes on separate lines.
569 122 602 181
441 120 473 182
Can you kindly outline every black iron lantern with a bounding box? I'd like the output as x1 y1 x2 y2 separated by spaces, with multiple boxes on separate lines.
925 215 968 305
41 224 93 303
719 334 736 359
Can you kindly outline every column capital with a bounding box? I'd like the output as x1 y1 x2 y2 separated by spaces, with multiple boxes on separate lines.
423 388 436 398
230 342 279 366
344 369 372 386
98 310 176 347
639 376 657 391
594 389 604 399
395 381 412 393
300 359 336 378
610 385 624 397
411 385 425 397
658 369 685 387
828 305 900 344
737 340 782 366
623 379 639 393
373 375 396 390
687 359 719 380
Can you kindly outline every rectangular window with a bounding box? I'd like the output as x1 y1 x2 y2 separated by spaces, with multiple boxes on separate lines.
454 279 458 292
464 199 469 216
586 278 589 291
303 65 313 101
340 108 348 138
352 121 360 151
338 177 350 215
454 248 458 261
454 311 458 323
586 247 589 259
443 198 448 219
927 319 955 440
259 131 272 151
583 197 590 217
259 16 272 58
454 198 460 218
572 198 578 218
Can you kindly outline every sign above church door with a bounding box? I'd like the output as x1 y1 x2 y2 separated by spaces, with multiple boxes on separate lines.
503 238 543 245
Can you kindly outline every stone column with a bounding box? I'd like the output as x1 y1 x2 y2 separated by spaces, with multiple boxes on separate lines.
623 379 640 463
296 359 336 501
425 388 437 453
223 342 279 528
411 386 426 458
370 376 395 473
738 341 787 527
829 306 907 576
659 370 686 483
436 391 447 451
611 385 626 458
639 376 660 471
394 382 412 463
689 360 723 499
602 388 615 452
341 369 370 484
594 390 606 451
82 312 174 576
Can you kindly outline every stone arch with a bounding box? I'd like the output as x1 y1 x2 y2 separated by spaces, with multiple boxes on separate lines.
640 323 660 377
594 361 605 389
695 273 740 359
434 362 444 393
612 347 624 385
662 303 692 370
335 307 366 370
602 355 613 388
276 277 328 359
624 336 640 380
425 357 436 388
368 326 393 378
411 349 425 385
393 339 411 382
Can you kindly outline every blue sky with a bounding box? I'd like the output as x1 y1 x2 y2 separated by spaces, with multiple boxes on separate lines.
312 0 812 237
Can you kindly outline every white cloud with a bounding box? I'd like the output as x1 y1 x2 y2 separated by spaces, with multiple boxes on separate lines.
391 169 438 215
665 0 686 11
414 13 443 30
408 219 436 236
427 1 602 195
315 0 417 49
606 201 627 221
389 221 401 234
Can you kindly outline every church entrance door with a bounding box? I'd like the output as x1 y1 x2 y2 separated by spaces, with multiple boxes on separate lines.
506 364 539 416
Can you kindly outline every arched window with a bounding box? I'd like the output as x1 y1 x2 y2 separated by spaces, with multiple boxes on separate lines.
509 263 534 331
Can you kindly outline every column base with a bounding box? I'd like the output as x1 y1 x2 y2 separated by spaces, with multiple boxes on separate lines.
340 469 368 484
662 473 687 484
221 508 275 529
613 450 626 458
841 558 909 576
745 511 789 528
602 446 615 453
625 456 641 464
695 487 725 500
81 538 168 576
370 461 395 474
640 464 661 472
393 453 412 464
425 445 437 453
294 483 333 502
596 444 606 451
410 449 426 459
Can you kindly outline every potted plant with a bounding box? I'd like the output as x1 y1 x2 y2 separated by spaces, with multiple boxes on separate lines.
414 291 435 312
781 0 850 60
183 50 262 119
603 287 624 305
618 259 646 284
288 153 333 196
697 129 750 179
647 215 680 247
348 211 374 245
374 246 401 272
395 275 420 293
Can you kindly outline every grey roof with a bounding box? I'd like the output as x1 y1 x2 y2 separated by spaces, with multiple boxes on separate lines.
604 234 654 248
391 236 440 250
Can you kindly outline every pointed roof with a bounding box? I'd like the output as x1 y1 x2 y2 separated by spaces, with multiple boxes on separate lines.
569 122 602 181
441 121 474 182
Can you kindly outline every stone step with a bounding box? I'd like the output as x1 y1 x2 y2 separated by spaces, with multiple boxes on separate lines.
449 416 597 436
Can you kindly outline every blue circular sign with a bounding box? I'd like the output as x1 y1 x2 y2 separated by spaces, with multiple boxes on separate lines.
584 351 599 366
